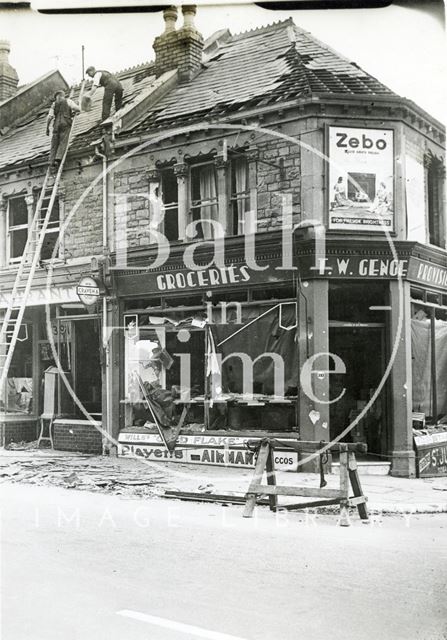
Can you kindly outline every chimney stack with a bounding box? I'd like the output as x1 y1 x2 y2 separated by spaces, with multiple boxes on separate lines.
153 5 204 82
0 40 19 102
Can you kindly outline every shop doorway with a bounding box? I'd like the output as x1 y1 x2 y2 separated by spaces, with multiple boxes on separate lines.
73 319 102 417
329 326 389 459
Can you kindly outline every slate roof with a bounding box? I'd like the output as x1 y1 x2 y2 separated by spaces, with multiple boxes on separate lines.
0 63 156 169
0 18 400 170
127 19 395 133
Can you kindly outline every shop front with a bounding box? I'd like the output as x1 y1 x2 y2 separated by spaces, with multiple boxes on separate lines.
112 236 304 470
298 238 447 477
0 281 103 451
109 236 446 477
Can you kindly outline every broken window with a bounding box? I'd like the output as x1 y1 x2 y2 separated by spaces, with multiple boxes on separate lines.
230 154 250 234
190 162 218 239
1 317 33 414
7 195 28 262
411 293 447 423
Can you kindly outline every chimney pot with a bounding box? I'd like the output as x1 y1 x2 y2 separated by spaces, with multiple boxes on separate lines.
182 5 197 30
163 6 178 34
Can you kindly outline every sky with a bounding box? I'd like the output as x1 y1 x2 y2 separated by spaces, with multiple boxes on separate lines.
0 2 446 122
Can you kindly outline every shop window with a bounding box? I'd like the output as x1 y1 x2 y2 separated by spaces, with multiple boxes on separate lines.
190 162 218 239
426 155 446 248
230 155 250 234
411 296 447 423
159 168 178 241
37 192 61 261
329 282 387 324
2 324 33 414
7 196 28 263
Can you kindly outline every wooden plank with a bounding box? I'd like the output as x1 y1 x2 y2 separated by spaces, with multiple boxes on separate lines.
246 439 367 454
273 498 340 511
247 485 343 499
243 441 270 518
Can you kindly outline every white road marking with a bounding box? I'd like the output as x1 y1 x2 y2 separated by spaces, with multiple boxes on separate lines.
117 610 249 640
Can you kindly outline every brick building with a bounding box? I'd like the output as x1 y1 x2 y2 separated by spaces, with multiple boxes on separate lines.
0 7 445 476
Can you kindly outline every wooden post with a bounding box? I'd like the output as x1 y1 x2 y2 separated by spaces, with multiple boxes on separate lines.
338 443 350 527
348 451 369 521
243 441 270 518
265 445 278 512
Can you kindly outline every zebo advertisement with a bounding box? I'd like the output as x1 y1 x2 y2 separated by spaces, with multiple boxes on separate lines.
328 126 395 232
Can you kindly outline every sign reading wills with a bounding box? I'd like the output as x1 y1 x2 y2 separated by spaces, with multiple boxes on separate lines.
328 127 395 232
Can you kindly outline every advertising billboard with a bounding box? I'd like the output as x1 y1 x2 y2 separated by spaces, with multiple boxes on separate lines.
328 126 394 232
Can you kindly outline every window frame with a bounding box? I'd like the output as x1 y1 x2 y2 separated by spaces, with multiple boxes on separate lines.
7 195 29 264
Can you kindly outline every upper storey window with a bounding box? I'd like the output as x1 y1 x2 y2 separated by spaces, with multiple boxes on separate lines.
190 162 218 239
426 154 446 249
7 196 28 263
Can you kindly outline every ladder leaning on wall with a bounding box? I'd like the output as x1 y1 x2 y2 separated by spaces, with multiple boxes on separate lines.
0 83 85 398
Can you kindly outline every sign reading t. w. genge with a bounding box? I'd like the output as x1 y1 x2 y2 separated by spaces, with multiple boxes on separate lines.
328 126 394 233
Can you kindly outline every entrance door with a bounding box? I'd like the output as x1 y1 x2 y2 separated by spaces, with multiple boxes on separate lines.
73 319 102 417
329 325 389 458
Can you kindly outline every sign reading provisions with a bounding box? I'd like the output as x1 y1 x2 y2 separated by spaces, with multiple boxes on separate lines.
77 276 101 306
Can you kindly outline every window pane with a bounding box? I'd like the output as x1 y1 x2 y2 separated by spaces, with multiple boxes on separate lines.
40 232 58 261
9 197 28 227
10 228 28 259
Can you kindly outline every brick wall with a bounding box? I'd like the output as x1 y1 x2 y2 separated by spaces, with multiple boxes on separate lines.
62 170 104 259
257 139 301 230
0 418 38 445
53 420 103 454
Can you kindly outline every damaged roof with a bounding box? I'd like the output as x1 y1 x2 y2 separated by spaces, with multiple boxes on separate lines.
0 63 157 169
127 19 395 132
0 18 401 170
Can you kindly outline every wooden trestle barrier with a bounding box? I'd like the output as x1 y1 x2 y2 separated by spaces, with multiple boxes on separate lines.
243 439 369 526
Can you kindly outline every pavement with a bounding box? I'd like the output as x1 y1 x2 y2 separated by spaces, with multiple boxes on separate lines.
1 445 446 515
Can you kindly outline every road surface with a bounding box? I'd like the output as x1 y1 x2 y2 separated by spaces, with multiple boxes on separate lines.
1 483 446 640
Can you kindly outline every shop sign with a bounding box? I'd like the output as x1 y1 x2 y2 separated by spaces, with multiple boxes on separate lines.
328 126 394 232
0 286 79 309
414 432 447 477
407 258 447 290
298 254 409 279
116 260 287 296
118 432 299 471
77 276 101 306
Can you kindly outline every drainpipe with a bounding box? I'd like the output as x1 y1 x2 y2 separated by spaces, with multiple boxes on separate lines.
94 143 112 452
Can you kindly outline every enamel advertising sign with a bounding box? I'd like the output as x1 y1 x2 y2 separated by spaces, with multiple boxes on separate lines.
328 127 394 232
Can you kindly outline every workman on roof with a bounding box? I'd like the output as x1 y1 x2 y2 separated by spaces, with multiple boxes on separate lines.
46 89 81 171
85 66 124 121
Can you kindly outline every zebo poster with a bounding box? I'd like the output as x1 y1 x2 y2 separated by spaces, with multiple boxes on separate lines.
328 126 395 232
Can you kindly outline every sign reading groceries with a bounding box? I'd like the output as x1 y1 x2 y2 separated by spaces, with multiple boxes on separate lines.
328 126 394 232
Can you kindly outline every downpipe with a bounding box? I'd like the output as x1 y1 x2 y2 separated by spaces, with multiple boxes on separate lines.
94 144 112 453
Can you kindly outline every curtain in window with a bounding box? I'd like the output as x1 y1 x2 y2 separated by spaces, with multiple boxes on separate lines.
210 305 298 397
411 318 447 417
199 165 218 240
234 158 248 234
